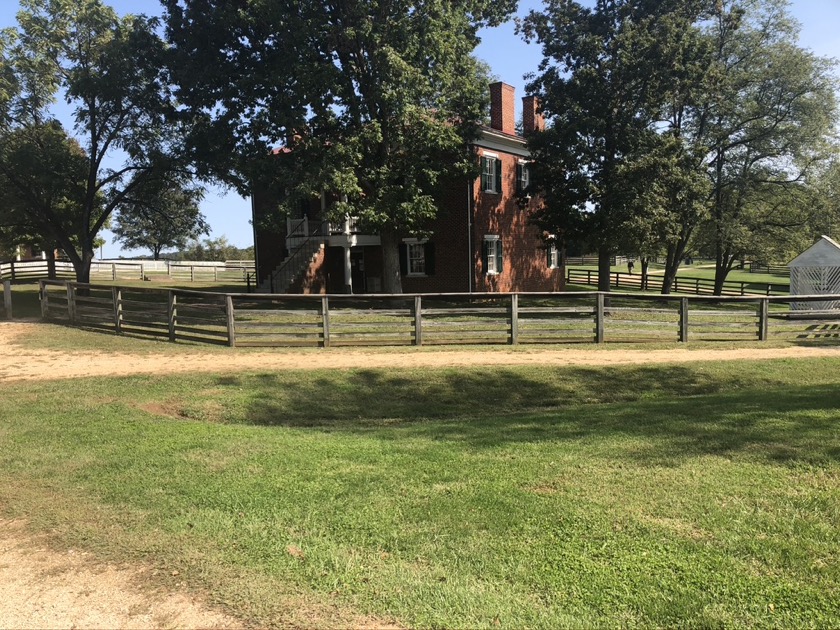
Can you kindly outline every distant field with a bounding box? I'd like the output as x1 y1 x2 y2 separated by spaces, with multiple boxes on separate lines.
1 357 837 628
566 263 790 290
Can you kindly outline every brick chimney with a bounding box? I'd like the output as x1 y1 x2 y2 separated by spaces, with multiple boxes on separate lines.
522 95 544 134
489 82 516 135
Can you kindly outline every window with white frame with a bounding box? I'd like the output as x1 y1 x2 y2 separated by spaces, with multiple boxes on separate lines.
407 242 426 275
483 236 503 275
480 154 502 194
401 239 434 276
516 161 530 194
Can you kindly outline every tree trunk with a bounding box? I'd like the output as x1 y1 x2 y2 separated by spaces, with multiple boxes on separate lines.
71 248 95 285
640 257 649 291
661 239 689 295
713 254 734 295
380 228 403 294
597 246 612 292
46 249 56 280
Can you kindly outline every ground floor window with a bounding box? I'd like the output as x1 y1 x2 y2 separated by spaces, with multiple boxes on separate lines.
407 242 425 275
483 236 503 275
399 240 435 276
547 242 559 269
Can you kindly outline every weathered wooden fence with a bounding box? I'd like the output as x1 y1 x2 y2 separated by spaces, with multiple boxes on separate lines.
38 280 840 348
567 269 789 296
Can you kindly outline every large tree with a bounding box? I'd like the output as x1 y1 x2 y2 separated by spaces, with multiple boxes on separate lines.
112 178 208 259
692 0 838 292
520 0 713 292
0 0 181 283
164 0 516 293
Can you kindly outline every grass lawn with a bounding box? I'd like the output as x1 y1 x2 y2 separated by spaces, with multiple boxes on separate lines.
1 358 838 627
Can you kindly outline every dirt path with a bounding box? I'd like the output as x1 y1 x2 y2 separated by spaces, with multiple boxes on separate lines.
1 322 838 382
1 321 838 628
0 521 238 630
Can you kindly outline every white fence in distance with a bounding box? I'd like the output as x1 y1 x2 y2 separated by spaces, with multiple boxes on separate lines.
0 259 255 283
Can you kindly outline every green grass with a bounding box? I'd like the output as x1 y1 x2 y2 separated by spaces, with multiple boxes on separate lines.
567 263 789 288
1 358 838 628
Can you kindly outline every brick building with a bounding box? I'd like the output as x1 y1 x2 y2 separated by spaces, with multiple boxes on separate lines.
252 82 564 294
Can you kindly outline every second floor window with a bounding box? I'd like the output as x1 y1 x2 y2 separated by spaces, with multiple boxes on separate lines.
516 162 530 195
481 155 502 194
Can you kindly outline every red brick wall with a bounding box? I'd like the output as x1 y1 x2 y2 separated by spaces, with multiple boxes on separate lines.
471 151 564 293
401 180 473 293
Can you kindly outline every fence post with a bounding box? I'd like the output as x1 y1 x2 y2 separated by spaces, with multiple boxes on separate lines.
39 280 49 319
112 286 122 334
9 260 14 282
225 295 236 347
679 297 689 342
587 270 592 286
2 280 11 320
214 266 219 282
595 292 605 343
510 293 519 344
414 295 423 346
758 298 769 341
321 296 331 348
112 263 117 281
168 291 177 342
67 283 76 322
190 266 195 282
740 282 746 296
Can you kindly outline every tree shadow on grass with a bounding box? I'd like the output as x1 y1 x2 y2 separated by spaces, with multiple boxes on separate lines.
220 364 840 466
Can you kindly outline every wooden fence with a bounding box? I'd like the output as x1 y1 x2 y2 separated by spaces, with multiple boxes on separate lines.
567 269 789 296
1 259 255 284
37 280 840 348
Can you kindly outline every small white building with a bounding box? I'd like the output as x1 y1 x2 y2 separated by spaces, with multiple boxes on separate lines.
788 235 840 311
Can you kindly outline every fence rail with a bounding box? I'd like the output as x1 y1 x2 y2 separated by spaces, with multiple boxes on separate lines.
37 280 840 348
567 269 789 296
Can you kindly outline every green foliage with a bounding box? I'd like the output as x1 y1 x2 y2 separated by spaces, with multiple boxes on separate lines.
177 236 253 262
685 0 838 287
165 0 517 291
521 0 713 291
0 120 92 255
112 178 208 260
0 0 182 282
523 0 838 294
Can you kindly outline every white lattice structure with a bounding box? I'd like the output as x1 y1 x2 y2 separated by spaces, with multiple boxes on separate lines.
788 235 840 311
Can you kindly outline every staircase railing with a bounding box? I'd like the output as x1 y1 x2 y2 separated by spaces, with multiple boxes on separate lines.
267 224 326 293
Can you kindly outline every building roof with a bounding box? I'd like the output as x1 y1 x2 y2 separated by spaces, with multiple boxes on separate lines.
788 235 840 267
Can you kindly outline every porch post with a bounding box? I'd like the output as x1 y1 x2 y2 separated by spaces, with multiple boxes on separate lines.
343 246 352 294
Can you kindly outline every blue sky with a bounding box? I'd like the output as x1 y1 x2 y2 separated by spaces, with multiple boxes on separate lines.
2 0 839 258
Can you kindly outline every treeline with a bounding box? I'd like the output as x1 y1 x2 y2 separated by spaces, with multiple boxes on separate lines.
522 0 839 294
1 0 837 294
